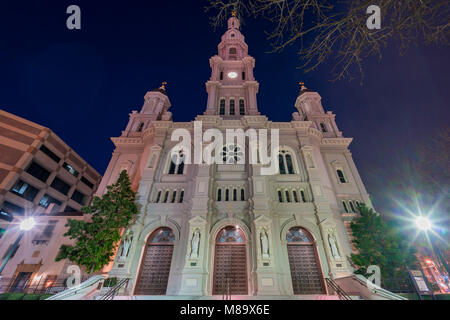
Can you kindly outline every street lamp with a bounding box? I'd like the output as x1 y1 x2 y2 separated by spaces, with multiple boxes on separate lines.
0 217 36 275
415 216 432 231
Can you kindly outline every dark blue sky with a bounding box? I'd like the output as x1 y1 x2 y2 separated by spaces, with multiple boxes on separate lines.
1 1 449 214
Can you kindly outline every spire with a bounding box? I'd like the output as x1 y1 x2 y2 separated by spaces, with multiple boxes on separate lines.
228 11 240 30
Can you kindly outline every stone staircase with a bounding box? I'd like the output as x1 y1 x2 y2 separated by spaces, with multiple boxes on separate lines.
110 294 359 300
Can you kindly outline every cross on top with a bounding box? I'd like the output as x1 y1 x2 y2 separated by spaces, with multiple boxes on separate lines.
160 81 167 89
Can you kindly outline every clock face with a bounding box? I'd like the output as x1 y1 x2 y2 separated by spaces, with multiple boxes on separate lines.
227 71 238 79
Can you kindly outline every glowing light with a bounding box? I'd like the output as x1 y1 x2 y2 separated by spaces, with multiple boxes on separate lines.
415 216 432 231
227 72 238 79
20 217 35 231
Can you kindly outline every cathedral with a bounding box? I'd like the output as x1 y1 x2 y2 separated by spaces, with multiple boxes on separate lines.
97 14 372 298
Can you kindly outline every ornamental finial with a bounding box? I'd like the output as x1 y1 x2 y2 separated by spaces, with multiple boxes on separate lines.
160 81 167 90
231 10 236 17
299 82 306 90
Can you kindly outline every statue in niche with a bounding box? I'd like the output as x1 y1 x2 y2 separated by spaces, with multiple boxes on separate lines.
260 230 270 259
328 232 341 260
190 229 201 259
119 230 133 261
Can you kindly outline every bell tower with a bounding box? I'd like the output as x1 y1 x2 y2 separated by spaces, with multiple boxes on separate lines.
204 12 260 117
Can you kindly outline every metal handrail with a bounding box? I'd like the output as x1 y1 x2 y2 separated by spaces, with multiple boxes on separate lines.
100 278 130 300
326 278 352 300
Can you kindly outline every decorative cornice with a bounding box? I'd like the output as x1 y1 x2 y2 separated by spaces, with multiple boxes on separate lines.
111 137 143 146
321 138 353 147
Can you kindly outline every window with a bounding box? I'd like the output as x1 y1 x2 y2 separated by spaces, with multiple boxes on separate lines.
229 99 235 115
80 177 94 189
71 190 85 205
239 99 245 115
179 190 184 203
168 151 185 175
42 220 57 238
233 188 237 201
0 228 5 240
355 201 361 211
229 48 237 54
39 194 62 209
342 201 349 213
320 122 327 133
219 99 225 115
217 189 222 201
51 177 71 195
40 145 60 163
220 72 223 80
155 190 162 203
137 122 144 132
240 188 245 201
293 190 299 203
277 190 283 202
0 201 24 221
64 206 76 213
300 189 307 202
26 162 50 182
336 169 347 183
11 180 39 202
163 191 169 203
242 72 246 80
349 201 356 213
225 189 230 201
279 150 295 174
171 191 177 203
62 163 79 177
285 190 291 203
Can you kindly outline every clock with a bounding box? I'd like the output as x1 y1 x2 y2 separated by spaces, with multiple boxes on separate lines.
227 71 238 79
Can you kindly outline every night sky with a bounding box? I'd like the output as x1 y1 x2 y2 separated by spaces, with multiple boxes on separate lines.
1 1 449 215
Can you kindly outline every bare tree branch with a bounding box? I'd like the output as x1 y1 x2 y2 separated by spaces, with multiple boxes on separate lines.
206 0 450 83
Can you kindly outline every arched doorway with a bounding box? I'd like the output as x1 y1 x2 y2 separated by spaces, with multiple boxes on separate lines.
212 226 248 295
135 227 175 295
286 227 325 294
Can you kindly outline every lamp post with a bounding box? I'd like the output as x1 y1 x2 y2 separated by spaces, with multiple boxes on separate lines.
414 215 438 300
0 217 35 275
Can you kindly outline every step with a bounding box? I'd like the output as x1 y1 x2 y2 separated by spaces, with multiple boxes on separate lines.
111 295 352 300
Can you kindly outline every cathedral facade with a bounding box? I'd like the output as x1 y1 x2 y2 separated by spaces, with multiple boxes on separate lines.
98 15 372 297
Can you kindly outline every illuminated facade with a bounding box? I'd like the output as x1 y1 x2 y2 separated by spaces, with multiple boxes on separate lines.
99 14 373 297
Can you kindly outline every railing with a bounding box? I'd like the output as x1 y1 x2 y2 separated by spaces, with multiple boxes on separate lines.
100 278 130 300
326 278 352 300
0 276 90 295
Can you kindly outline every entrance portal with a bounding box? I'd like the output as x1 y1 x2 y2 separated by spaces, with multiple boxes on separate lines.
286 227 325 294
135 227 175 295
212 226 248 295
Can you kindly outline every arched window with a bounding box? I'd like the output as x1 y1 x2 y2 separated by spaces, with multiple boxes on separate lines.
155 190 162 203
285 190 291 203
168 151 185 175
171 191 177 203
220 72 223 80
217 188 222 201
239 99 245 115
355 200 361 211
163 190 169 203
320 122 327 133
179 190 184 203
336 169 347 183
219 99 225 115
342 201 349 213
300 189 307 202
286 227 312 243
229 99 235 115
349 201 356 213
277 190 283 202
240 188 245 201
233 188 237 201
279 150 295 174
242 72 246 80
137 122 144 132
149 227 175 243
293 190 299 203
225 189 230 201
